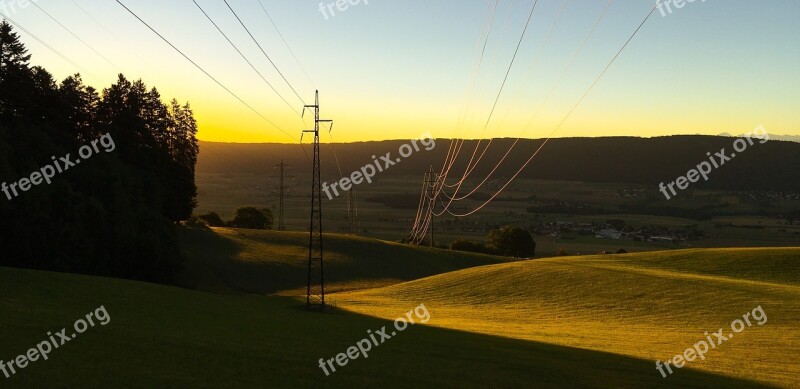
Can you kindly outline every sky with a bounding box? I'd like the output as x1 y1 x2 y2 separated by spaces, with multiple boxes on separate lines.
1 0 798 143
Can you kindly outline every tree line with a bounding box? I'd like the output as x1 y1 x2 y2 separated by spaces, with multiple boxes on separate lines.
0 21 198 283
198 136 800 193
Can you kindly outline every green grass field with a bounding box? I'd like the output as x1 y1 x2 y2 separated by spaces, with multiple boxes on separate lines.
196 174 800 253
336 248 800 387
176 227 512 295
1 228 797 387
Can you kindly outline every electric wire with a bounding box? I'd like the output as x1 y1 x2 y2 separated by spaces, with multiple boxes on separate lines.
432 0 540 217
437 0 612 209
192 0 302 118
447 2 661 217
30 1 121 72
257 0 315 90
412 1 656 238
0 13 94 78
69 0 126 46
115 0 298 143
223 0 306 105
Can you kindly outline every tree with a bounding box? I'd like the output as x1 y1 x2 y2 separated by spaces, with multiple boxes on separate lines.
0 22 197 284
1 20 33 119
229 207 273 230
96 75 198 222
199 211 225 227
260 208 275 230
450 240 496 255
487 225 536 258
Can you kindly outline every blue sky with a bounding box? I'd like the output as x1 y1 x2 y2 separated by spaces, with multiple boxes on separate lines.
2 0 798 142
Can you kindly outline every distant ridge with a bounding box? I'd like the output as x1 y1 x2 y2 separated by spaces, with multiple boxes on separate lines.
717 133 800 143
198 136 800 192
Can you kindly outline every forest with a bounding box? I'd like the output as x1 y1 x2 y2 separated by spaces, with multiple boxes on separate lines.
0 21 198 283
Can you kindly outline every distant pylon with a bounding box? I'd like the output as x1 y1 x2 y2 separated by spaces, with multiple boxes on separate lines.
272 159 291 231
303 91 333 308
424 166 439 247
347 188 359 236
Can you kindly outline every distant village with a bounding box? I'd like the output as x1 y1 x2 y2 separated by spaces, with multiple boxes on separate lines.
431 218 704 243
530 220 703 243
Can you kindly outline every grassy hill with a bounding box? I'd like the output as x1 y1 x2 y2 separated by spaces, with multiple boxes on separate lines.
1 229 796 387
0 264 771 388
336 248 800 388
177 227 512 295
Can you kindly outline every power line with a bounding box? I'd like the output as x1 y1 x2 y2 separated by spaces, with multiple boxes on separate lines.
115 0 298 143
438 0 498 191
327 130 345 178
192 0 302 118
452 0 567 183
411 1 656 239
447 2 661 217
223 0 306 105
432 0 541 216
0 13 94 78
69 0 126 46
440 0 569 196
437 0 612 208
467 0 541 167
257 0 316 90
30 1 121 72
440 0 539 193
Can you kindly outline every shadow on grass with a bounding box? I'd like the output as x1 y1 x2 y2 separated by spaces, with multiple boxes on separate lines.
293 298 776 388
177 227 509 295
0 270 777 389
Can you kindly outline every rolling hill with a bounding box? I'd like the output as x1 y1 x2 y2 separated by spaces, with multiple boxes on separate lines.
198 136 800 192
1 229 795 387
176 227 513 295
0 261 772 388
335 248 800 388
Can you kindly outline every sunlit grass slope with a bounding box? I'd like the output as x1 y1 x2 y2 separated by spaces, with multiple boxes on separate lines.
0 266 768 388
178 227 512 295
336 248 800 388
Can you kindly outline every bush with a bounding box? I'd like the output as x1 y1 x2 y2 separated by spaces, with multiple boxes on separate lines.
557 249 569 256
199 211 225 227
450 240 497 255
616 248 628 254
183 216 209 229
487 225 536 258
228 207 274 230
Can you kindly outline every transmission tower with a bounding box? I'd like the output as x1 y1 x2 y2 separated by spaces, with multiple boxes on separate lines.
424 166 439 247
272 159 291 231
303 91 332 308
347 188 359 236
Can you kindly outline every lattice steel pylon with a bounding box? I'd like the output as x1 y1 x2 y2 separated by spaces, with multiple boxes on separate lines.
347 188 359 236
303 91 332 308
272 159 291 231
424 166 439 247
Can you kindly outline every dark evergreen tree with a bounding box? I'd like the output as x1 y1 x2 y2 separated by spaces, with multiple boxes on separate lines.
0 22 199 284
